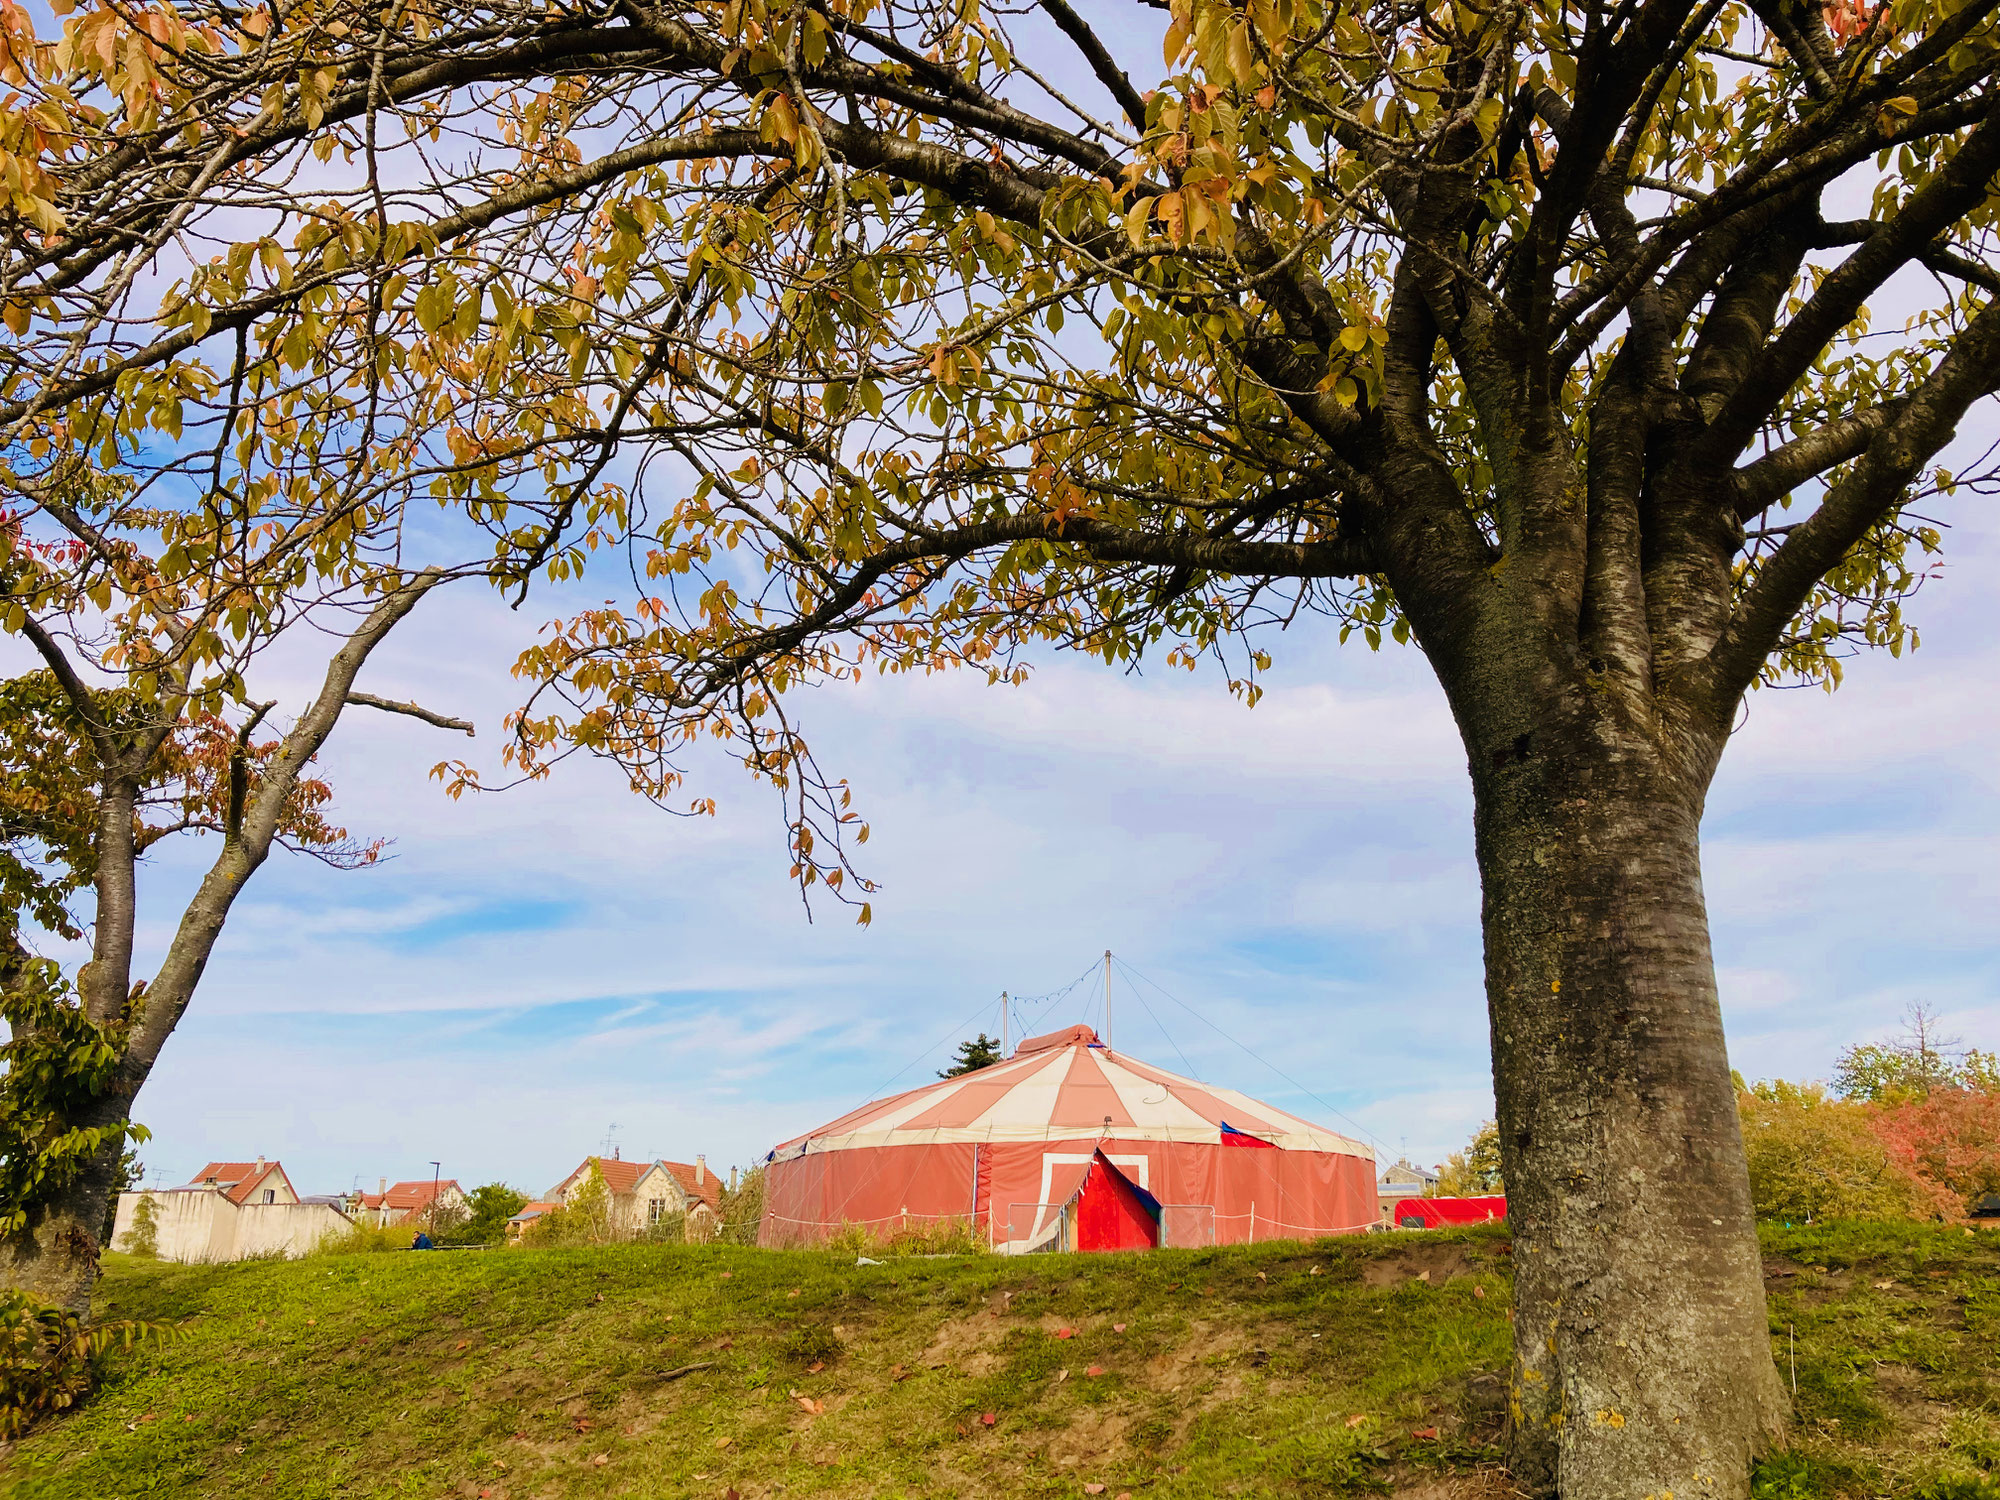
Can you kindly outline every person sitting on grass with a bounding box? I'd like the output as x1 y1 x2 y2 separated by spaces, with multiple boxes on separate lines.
411 1230 434 1250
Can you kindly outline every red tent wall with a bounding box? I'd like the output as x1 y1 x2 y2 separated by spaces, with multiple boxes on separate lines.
761 1135 1376 1248
1074 1152 1159 1252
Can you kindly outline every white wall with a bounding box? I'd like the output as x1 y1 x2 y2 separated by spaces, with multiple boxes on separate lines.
111 1190 350 1262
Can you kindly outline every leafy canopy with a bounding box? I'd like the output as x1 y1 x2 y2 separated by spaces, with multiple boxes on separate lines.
1 0 1997 913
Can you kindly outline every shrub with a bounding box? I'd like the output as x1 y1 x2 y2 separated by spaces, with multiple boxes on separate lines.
715 1167 765 1247
316 1218 424 1255
1738 1081 1923 1223
1871 1089 2000 1219
0 1291 172 1438
116 1192 159 1259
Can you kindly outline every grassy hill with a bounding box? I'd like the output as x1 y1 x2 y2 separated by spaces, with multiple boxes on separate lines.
0 1223 1995 1499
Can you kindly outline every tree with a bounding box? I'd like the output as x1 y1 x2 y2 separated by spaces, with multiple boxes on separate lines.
0 476 494 1313
10 0 2000 1491
1870 1087 2000 1218
1736 1079 1924 1223
940 1034 1005 1077
1834 1003 1999 1102
444 1184 530 1247
113 1192 158 1260
717 1167 767 1247
1432 1120 1503 1196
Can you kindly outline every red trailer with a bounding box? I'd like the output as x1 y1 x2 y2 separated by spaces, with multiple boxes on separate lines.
1391 1195 1507 1229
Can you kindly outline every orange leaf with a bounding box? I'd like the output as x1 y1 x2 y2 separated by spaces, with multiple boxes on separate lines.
1085 1486 1107 1495
1346 1414 1367 1428
1086 1365 1105 1378
1112 1323 1126 1333
1411 1426 1439 1440
1054 1327 1074 1339
980 1412 997 1426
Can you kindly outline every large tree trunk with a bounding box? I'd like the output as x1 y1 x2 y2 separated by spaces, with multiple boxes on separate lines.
0 1121 129 1313
1469 705 1789 1496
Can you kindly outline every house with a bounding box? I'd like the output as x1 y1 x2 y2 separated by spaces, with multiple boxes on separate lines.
109 1158 352 1262
504 1201 562 1243
545 1154 725 1240
352 1176 468 1228
1376 1156 1440 1226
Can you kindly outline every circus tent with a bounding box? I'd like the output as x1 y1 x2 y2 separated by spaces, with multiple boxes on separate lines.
759 1024 1376 1251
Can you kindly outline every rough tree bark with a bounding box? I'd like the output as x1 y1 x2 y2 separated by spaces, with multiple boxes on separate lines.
1459 672 1787 1492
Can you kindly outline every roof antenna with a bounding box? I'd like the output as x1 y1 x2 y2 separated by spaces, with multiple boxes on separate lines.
1103 950 1113 1051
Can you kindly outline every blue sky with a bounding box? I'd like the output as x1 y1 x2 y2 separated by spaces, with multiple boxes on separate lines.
111 490 2000 1199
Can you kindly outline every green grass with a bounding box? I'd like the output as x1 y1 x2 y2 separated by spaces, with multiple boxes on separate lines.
0 1222 1992 1499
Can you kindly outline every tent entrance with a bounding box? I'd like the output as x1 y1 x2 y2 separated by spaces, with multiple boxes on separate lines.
1074 1151 1162 1252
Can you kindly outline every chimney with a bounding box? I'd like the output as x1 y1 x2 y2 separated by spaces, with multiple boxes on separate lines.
378 1176 387 1197
613 1146 620 1160
255 1155 266 1173
729 1165 738 1193
696 1154 707 1185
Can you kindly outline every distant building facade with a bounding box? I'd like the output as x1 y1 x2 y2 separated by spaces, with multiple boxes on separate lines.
352 1177 468 1228
110 1159 351 1262
544 1154 724 1239
1376 1156 1441 1227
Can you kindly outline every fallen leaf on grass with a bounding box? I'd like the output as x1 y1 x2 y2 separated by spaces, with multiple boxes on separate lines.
795 1396 825 1416
1085 1485 1106 1495
787 1288 800 1298
1308 1266 1322 1277
1056 1369 1069 1384
1411 1426 1439 1440
1346 1414 1367 1428
1255 1271 1267 1282
807 1361 825 1374
1874 1280 1895 1290
980 1412 997 1427
1054 1327 1074 1340
573 1418 595 1433
1474 1286 1486 1299
1417 1271 1431 1283
1112 1323 1126 1333
720 1271 733 1280
455 1340 469 1350
589 1452 609 1466
717 1435 734 1448
725 1489 742 1500
305 1318 316 1326
1086 1366 1105 1378
889 1363 909 1381
492 1457 509 1469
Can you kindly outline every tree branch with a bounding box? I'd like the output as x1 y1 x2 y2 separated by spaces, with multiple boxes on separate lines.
1730 399 1910 518
344 693 475 736
1699 296 2000 705
1036 0 1151 134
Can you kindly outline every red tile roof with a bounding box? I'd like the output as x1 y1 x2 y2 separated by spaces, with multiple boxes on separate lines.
188 1160 293 1207
660 1161 722 1209
383 1179 461 1212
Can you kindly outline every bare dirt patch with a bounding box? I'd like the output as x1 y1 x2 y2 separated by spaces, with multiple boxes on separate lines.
1364 1244 1481 1287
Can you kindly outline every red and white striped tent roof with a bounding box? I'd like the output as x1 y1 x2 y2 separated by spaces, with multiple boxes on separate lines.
768 1024 1370 1162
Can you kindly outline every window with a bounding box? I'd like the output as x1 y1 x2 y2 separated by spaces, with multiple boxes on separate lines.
647 1198 667 1224
262 1189 275 1205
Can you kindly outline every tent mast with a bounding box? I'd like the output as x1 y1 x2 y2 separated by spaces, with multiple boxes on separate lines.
1001 991 1009 1057
1103 950 1112 1051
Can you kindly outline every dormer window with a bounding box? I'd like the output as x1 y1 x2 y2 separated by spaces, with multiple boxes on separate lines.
262 1189 275 1205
